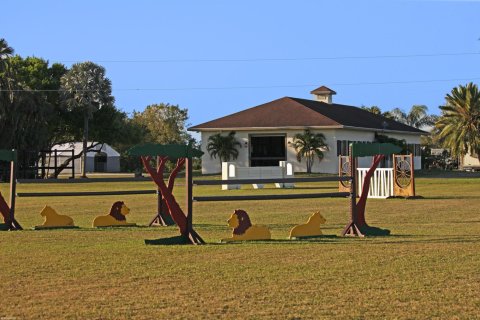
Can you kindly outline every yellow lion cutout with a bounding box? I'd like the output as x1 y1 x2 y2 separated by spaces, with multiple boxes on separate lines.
36 205 75 228
289 211 326 239
93 201 135 227
222 209 271 242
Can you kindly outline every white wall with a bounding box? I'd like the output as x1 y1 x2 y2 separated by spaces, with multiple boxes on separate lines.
199 129 423 174
463 152 480 168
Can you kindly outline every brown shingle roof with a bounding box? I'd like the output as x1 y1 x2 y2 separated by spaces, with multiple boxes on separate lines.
310 86 337 95
189 97 425 134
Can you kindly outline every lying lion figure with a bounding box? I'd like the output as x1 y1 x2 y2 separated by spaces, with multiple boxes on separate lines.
289 211 326 239
222 209 271 242
93 201 135 227
37 205 75 228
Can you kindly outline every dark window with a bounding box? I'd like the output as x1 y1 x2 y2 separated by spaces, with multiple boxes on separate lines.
336 140 350 156
94 153 107 172
250 135 286 167
407 144 421 156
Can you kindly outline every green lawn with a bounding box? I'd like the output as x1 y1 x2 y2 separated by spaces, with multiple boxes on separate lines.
1 175 479 319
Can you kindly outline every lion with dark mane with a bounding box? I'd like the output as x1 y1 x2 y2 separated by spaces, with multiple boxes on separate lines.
93 201 134 227
222 209 271 242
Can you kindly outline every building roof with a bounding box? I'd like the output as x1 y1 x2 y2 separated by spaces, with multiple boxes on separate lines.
189 97 425 134
310 86 337 95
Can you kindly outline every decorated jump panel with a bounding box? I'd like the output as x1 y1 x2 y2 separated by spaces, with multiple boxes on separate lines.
393 154 416 198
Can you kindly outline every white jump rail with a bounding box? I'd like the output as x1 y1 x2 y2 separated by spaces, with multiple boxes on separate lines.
222 161 294 190
357 168 394 198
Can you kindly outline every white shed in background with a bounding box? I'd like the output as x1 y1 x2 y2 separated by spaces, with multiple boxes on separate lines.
51 142 121 175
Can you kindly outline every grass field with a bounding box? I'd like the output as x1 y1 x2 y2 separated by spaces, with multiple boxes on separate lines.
1 173 479 319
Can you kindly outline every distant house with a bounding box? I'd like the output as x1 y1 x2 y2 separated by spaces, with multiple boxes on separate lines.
189 86 426 174
51 142 120 175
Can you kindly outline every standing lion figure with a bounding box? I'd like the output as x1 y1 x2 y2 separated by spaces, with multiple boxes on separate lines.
222 209 271 242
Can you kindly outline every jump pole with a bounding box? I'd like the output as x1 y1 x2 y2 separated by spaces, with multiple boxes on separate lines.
9 151 17 227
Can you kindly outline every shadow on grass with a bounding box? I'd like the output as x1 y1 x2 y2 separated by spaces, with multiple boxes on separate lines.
365 235 480 245
200 234 480 246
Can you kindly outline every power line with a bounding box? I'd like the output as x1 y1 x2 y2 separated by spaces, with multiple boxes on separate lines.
2 77 480 92
54 52 480 63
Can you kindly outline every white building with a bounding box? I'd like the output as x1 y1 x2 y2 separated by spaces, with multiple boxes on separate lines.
189 86 426 174
462 151 480 170
51 142 121 175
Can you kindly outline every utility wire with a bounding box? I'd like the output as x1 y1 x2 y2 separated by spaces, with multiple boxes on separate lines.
54 52 480 63
2 77 480 92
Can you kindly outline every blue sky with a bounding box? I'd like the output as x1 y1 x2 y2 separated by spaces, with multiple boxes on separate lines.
3 0 480 129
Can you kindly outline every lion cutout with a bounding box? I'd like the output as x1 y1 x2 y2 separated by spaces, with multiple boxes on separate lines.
289 211 326 239
93 201 135 227
222 209 271 242
35 205 75 229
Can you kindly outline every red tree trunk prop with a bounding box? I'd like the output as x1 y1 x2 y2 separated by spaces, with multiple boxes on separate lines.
0 192 11 224
0 192 21 230
141 156 188 235
356 154 384 227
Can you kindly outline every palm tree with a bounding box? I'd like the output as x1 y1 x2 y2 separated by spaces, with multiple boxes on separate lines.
206 131 241 165
292 129 328 173
60 62 114 177
390 105 436 129
361 105 395 119
361 105 382 115
0 38 14 74
436 82 480 162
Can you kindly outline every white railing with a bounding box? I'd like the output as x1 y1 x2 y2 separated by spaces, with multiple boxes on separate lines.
357 168 394 199
222 161 294 190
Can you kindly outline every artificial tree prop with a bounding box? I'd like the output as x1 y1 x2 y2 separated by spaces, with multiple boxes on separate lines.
0 149 22 231
342 143 401 237
149 157 183 227
129 143 204 245
141 156 188 234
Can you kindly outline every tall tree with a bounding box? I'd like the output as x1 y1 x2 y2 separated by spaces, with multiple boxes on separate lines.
0 42 57 162
292 129 328 173
390 105 436 129
436 82 480 162
206 131 241 165
0 38 13 73
60 62 114 177
132 103 192 144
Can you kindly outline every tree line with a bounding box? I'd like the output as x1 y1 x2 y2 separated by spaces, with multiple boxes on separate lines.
0 39 194 178
360 86 480 167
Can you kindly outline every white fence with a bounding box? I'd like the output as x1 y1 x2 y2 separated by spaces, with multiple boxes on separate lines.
357 168 394 198
222 161 294 190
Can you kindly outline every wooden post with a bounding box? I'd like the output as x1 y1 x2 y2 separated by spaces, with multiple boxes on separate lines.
41 151 46 179
54 149 58 176
157 156 163 217
185 157 193 235
341 144 363 237
349 145 358 228
148 156 168 226
8 150 21 230
9 157 16 224
71 149 75 179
